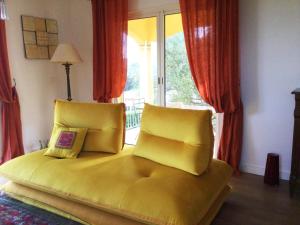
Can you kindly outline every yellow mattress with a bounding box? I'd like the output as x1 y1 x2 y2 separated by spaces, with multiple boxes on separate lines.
0 146 232 225
3 182 231 225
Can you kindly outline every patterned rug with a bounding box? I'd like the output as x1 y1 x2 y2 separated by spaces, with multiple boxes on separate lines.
0 194 82 225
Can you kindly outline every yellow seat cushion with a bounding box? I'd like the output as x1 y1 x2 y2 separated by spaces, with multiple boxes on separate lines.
3 182 142 225
0 146 232 225
3 182 231 225
134 104 214 175
44 126 87 158
53 100 125 153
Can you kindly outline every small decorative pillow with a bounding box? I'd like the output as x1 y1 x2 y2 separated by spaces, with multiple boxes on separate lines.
44 126 88 159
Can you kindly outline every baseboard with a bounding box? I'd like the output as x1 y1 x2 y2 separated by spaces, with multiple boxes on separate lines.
240 163 290 181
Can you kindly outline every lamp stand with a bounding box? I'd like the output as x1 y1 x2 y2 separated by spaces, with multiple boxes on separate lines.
63 63 72 101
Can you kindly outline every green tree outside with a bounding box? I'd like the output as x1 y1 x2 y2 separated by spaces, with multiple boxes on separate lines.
165 33 200 105
125 62 140 91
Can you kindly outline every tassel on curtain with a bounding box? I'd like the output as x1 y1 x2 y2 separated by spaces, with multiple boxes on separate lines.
2 87 24 163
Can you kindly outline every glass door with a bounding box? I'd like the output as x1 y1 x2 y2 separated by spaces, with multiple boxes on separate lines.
124 17 159 144
123 13 216 145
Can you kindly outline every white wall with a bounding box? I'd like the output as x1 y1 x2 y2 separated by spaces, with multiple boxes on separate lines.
128 0 178 14
67 0 93 102
4 0 71 152
240 0 300 179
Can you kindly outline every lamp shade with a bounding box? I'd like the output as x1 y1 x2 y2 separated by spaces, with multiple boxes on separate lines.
51 43 82 64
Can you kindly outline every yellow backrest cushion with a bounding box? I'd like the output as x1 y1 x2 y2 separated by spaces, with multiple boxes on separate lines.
44 126 88 158
134 103 214 175
54 100 125 153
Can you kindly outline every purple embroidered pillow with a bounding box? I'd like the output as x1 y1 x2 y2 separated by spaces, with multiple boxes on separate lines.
44 126 88 158
55 131 77 149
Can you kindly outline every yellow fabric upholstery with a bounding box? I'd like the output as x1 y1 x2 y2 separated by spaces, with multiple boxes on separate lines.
2 183 89 225
44 126 87 158
134 103 214 175
3 182 142 225
0 146 232 225
2 182 231 225
53 100 125 153
199 185 231 225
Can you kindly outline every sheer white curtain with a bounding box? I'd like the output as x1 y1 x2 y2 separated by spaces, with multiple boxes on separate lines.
213 113 224 158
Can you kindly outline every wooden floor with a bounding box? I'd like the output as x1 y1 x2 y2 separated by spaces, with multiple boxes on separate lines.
212 173 300 225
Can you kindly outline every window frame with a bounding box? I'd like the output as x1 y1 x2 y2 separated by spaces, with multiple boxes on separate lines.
128 8 181 107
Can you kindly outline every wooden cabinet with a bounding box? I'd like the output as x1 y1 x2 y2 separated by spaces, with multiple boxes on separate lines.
290 89 300 196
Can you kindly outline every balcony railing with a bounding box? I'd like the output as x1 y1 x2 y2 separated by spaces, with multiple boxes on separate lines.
126 110 142 129
125 98 144 130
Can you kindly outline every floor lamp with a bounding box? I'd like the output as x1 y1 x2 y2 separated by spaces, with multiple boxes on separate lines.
51 44 82 101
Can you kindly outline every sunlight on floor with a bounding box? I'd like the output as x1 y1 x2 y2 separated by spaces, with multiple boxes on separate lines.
125 127 140 145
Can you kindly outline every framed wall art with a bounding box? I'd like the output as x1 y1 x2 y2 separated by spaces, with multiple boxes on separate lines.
21 15 59 59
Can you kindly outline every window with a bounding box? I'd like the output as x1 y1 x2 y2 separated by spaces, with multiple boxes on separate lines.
123 12 215 145
123 17 158 144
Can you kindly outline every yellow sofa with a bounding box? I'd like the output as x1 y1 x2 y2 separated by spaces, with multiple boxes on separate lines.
0 100 232 225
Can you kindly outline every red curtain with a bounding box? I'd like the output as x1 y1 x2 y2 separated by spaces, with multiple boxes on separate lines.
0 21 24 164
179 0 243 173
91 0 128 103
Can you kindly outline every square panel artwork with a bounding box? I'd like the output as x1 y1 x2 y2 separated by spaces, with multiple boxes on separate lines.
21 15 59 59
